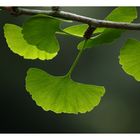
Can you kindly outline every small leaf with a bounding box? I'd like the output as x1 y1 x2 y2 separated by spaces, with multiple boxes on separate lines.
119 39 140 81
63 24 105 38
78 7 137 49
26 68 105 114
64 24 89 37
22 15 63 53
4 24 57 60
64 25 107 39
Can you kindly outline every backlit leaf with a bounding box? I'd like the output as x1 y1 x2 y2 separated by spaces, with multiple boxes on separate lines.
26 68 105 114
63 24 89 37
63 24 104 38
22 15 63 53
4 24 57 60
119 39 140 81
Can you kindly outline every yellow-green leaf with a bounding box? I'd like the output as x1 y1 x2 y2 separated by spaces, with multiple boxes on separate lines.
119 39 140 81
22 15 62 53
26 68 105 114
4 24 57 60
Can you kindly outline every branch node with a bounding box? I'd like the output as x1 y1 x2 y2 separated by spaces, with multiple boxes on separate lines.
84 25 96 39
51 7 60 12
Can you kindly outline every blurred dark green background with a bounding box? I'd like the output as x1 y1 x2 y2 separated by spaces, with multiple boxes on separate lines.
0 7 140 133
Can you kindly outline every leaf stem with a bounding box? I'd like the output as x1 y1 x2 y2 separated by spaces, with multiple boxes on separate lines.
66 39 88 78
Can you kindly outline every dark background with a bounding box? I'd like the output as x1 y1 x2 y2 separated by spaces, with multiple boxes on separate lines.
0 7 140 133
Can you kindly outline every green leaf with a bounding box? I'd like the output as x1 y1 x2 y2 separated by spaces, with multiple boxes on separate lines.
63 24 89 37
78 7 137 49
63 24 104 38
119 39 140 81
4 24 57 60
22 15 63 53
26 68 105 114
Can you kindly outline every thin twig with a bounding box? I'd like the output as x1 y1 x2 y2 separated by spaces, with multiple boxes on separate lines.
3 7 140 30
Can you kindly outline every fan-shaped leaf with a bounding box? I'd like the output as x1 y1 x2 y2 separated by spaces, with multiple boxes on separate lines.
22 15 63 53
26 68 105 114
4 24 57 60
63 24 105 38
78 7 137 49
119 39 140 81
64 24 89 37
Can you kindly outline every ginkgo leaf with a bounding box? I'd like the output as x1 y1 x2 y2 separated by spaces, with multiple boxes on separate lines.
22 15 63 53
77 7 137 49
4 24 57 60
119 39 140 81
63 24 104 38
63 24 89 37
26 68 105 114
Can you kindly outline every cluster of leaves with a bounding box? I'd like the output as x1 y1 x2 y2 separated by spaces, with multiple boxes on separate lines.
3 7 140 114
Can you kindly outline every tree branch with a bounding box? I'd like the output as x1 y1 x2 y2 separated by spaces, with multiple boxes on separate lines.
3 7 140 30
